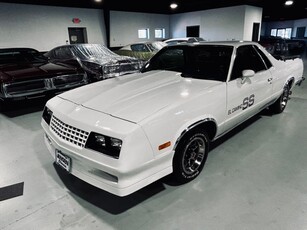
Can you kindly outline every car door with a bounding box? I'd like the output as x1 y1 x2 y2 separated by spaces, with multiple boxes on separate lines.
224 45 273 131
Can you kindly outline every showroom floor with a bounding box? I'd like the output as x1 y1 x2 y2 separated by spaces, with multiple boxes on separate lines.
1 56 307 230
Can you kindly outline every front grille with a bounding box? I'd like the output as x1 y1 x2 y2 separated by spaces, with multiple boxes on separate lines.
4 79 47 96
119 61 143 73
3 73 87 98
50 116 89 148
52 74 86 88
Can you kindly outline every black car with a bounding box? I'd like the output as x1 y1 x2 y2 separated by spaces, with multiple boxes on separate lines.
45 44 144 82
259 36 306 59
259 36 288 57
286 39 306 55
0 48 88 111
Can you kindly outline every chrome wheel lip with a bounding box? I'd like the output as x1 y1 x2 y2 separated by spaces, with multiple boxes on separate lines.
182 136 206 175
280 86 289 110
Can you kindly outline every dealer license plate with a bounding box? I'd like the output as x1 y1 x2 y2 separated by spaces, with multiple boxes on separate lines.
55 150 71 172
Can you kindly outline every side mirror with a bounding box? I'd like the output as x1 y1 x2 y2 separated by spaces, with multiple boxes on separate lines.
140 61 150 73
242 69 255 78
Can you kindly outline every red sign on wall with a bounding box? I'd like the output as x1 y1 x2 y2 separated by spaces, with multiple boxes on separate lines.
72 18 81 24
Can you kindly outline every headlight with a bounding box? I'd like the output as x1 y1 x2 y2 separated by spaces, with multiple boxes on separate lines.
102 64 120 78
42 106 53 125
82 61 101 72
85 132 122 159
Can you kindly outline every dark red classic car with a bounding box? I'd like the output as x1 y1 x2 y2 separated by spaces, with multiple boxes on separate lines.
0 48 88 111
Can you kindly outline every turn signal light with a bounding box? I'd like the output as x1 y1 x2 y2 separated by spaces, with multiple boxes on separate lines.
159 141 171 150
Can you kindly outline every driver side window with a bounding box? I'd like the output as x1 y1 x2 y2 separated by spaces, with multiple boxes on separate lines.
231 45 267 80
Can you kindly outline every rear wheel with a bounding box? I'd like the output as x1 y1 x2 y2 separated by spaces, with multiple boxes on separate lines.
270 84 290 114
172 129 209 183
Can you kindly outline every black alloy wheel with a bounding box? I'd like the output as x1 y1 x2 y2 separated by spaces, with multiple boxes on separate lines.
270 84 290 114
173 129 209 184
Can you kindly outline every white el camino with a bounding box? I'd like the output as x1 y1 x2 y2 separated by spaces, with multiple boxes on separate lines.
41 41 304 196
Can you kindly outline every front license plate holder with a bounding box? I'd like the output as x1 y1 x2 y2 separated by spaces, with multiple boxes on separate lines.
55 150 71 172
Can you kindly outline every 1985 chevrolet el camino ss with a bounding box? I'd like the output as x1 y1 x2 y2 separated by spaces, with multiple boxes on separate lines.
41 41 304 196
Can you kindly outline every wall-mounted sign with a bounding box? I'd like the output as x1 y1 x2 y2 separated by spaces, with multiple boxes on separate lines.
72 18 81 24
70 35 78 42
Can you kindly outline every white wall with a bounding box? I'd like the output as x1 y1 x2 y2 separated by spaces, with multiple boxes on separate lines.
170 5 262 42
110 11 170 47
110 5 262 45
0 3 107 51
201 6 245 41
170 12 201 38
0 2 268 51
243 5 263 41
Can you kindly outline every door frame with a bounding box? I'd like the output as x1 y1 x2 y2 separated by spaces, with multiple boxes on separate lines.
68 27 88 44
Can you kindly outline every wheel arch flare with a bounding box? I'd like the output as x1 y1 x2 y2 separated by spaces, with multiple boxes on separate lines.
173 117 218 151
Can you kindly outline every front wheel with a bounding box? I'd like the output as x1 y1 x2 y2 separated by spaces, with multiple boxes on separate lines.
0 100 5 112
172 129 209 184
269 84 290 114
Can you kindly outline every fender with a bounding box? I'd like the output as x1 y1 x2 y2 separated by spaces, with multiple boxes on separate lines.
284 76 295 90
173 117 217 151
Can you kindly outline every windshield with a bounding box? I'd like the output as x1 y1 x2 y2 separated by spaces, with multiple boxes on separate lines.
23 50 48 63
147 42 167 52
0 49 48 65
142 45 233 82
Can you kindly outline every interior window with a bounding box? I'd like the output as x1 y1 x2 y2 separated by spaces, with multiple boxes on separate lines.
231 45 267 80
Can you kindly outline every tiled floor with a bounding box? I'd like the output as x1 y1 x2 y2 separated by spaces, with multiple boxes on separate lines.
0 57 307 230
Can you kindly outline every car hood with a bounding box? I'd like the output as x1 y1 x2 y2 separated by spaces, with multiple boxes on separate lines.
0 62 77 83
58 70 221 123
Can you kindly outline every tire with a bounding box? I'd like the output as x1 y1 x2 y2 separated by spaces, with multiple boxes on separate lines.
0 100 5 112
270 84 290 114
172 129 209 184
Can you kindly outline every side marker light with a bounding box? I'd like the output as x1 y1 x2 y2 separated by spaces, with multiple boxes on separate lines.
159 141 171 151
